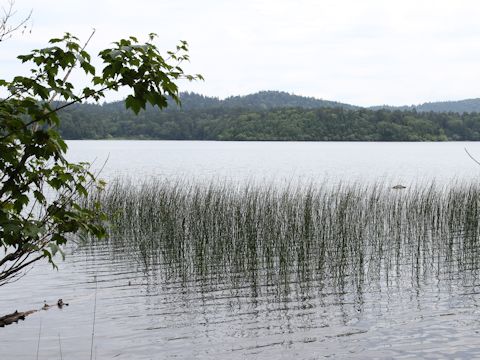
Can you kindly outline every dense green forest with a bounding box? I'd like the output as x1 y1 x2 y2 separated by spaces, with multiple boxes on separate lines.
371 98 480 113
167 91 357 110
152 91 480 113
57 91 480 141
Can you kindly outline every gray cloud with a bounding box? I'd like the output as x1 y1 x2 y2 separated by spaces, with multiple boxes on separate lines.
2 0 480 106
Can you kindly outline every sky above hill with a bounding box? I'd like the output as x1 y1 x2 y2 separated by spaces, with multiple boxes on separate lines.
3 0 480 106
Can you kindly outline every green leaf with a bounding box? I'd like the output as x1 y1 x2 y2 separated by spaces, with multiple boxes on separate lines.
125 95 142 114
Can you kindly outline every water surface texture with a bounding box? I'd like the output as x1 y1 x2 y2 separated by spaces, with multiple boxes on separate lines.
66 140 480 184
2 141 480 359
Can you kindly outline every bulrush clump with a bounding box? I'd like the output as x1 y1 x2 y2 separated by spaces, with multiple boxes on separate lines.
84 179 480 291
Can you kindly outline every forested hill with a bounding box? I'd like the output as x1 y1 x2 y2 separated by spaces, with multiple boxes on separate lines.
372 98 480 113
100 91 480 113
195 91 358 110
414 99 480 113
58 101 480 141
99 91 357 111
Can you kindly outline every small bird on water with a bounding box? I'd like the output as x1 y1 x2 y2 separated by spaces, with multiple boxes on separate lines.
57 299 69 308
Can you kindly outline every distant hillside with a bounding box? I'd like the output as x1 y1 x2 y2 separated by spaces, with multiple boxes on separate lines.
175 92 480 114
53 90 480 141
171 91 358 110
371 98 480 114
100 91 480 114
57 102 480 141
221 91 357 110
414 99 480 113
97 91 357 113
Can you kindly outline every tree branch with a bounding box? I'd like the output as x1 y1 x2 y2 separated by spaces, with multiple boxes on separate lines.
0 0 32 42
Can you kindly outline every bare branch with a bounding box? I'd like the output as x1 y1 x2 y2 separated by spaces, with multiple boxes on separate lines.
0 0 32 43
464 147 480 166
48 28 96 104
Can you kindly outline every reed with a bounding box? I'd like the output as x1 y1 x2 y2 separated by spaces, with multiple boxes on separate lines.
85 179 480 293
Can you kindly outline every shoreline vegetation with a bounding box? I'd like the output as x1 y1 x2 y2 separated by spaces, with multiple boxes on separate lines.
58 91 480 141
85 179 480 292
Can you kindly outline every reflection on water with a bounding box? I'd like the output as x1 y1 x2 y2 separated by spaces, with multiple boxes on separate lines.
4 239 480 359
2 180 480 358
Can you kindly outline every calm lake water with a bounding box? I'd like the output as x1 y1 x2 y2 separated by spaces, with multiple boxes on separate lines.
66 140 480 184
2 141 480 359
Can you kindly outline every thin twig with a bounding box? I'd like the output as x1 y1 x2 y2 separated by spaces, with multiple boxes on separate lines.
58 333 63 360
36 317 42 360
48 28 96 104
0 0 32 42
464 147 480 166
90 274 98 360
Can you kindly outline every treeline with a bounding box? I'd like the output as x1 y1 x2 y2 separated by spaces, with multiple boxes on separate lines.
371 99 480 113
163 91 480 113
58 103 480 141
179 90 357 110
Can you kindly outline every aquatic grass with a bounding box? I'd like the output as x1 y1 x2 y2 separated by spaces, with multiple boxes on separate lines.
85 179 480 294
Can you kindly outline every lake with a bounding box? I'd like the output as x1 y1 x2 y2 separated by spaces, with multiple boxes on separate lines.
2 141 480 359
66 140 480 184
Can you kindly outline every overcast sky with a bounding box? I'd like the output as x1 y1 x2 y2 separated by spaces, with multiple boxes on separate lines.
3 0 480 106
